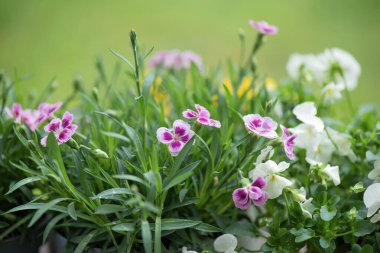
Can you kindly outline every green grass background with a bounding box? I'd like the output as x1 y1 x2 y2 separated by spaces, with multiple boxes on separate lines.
0 0 379 107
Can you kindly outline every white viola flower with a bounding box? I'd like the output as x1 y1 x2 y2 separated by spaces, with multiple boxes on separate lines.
320 164 341 186
255 146 274 165
321 82 343 104
292 102 324 132
305 131 335 164
368 160 380 182
299 198 315 219
289 123 320 149
214 234 238 253
327 127 356 161
249 160 293 199
182 247 198 253
286 53 325 81
363 183 380 223
318 48 361 90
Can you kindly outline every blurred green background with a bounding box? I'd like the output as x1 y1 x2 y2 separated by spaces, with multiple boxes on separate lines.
0 0 379 107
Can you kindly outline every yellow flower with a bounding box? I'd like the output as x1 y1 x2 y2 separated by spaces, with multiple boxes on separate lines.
265 77 278 91
223 76 254 99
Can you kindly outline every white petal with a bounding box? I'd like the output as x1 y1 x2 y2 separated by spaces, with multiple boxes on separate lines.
370 212 380 223
367 203 380 218
214 234 238 253
322 165 340 186
182 247 198 253
363 183 380 214
300 198 315 219
366 151 380 162
266 175 293 199
293 102 317 118
275 161 290 173
368 162 380 180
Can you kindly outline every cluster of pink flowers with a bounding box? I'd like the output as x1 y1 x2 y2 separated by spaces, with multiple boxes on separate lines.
233 177 268 209
5 102 77 147
243 114 297 160
249 19 278 35
157 104 220 156
6 102 62 130
148 50 203 72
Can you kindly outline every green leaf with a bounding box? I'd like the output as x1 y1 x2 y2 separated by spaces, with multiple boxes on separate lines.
154 216 161 253
320 205 337 221
319 237 331 249
28 198 68 227
91 188 133 200
113 174 149 187
110 49 134 70
290 228 315 243
67 202 77 220
353 220 375 237
95 204 125 214
122 122 147 171
195 223 223 233
73 230 97 253
163 160 201 191
112 223 135 232
160 219 201 231
141 220 153 253
6 176 42 195
43 213 68 243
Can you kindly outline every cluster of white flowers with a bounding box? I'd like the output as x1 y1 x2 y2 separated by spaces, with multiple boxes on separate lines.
290 102 355 164
287 48 361 104
364 151 380 223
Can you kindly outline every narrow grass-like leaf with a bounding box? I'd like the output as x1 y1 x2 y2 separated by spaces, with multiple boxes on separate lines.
112 223 135 232
91 188 133 200
195 223 223 233
95 204 125 214
67 202 77 221
110 49 134 70
43 213 68 243
6 176 42 195
160 219 201 231
73 230 97 253
141 220 153 253
28 198 68 227
154 216 161 253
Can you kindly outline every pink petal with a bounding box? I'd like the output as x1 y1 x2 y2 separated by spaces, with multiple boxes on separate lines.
251 176 266 189
280 125 291 138
195 104 210 119
61 111 74 128
40 136 48 147
248 186 262 200
182 109 198 119
209 119 221 128
67 124 78 132
5 107 13 118
197 117 212 126
253 191 268 206
169 140 184 156
48 102 63 114
173 120 191 137
232 188 250 210
156 127 173 144
44 118 61 132
180 130 195 143
57 128 74 144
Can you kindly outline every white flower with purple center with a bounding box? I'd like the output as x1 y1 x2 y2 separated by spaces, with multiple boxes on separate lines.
280 125 297 160
41 111 78 147
183 104 221 128
5 103 22 124
249 20 278 35
243 114 278 139
232 177 268 210
156 120 195 157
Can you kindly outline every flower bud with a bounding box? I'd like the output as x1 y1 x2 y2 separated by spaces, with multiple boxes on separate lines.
290 187 306 202
348 207 357 220
350 182 365 193
67 139 80 150
91 148 109 159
